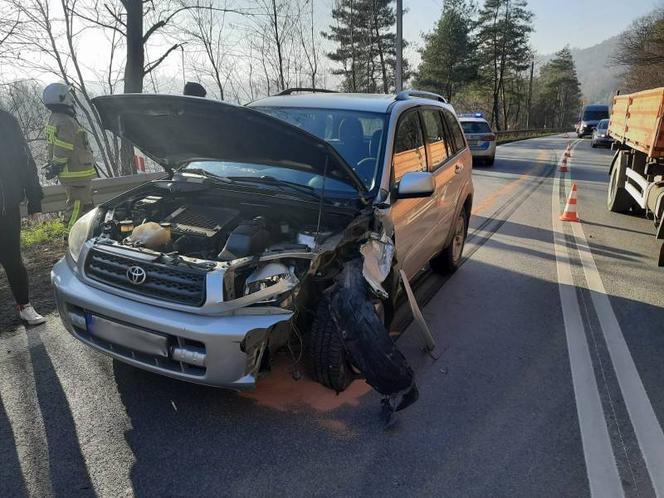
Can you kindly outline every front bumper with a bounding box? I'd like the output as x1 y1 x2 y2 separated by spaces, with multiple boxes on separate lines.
592 136 613 146
51 258 293 390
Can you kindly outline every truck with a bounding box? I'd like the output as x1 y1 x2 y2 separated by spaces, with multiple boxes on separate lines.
607 87 664 266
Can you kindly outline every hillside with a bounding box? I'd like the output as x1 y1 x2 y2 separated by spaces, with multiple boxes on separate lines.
538 36 623 105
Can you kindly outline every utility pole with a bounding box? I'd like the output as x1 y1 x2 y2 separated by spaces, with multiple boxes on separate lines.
396 0 403 92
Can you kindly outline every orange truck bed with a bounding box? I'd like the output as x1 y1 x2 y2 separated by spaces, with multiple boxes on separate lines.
609 87 664 160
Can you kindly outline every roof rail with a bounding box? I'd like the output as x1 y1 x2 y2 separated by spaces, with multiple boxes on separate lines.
395 89 448 103
275 87 338 96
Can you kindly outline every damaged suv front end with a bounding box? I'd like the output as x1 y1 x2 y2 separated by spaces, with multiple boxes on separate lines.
52 94 394 390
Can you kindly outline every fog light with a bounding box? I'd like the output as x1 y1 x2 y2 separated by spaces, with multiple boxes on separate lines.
171 346 206 367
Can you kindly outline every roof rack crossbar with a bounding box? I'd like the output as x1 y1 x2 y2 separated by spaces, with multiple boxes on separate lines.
276 87 338 96
395 89 447 103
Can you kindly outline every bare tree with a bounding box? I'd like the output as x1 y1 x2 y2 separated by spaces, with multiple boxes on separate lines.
4 0 122 176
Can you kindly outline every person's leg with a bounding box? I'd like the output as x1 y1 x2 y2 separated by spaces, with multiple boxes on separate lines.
0 205 29 305
0 205 46 325
63 185 80 232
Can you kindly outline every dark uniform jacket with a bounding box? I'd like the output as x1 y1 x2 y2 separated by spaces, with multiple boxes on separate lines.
0 110 43 215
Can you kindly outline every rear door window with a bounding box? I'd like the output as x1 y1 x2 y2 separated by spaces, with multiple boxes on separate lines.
442 109 466 154
461 121 492 134
393 111 427 182
421 109 450 171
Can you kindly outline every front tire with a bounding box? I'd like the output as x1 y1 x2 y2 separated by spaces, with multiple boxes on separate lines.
485 156 495 166
431 207 468 274
308 297 353 392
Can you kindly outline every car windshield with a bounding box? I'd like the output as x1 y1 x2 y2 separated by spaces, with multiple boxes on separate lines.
461 121 492 134
583 109 609 121
253 106 387 192
181 160 360 199
597 119 609 130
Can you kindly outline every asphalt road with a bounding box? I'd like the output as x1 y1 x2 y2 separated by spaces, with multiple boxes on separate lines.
1 135 663 498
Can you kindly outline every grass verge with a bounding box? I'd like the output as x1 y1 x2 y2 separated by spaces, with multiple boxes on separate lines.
21 218 67 248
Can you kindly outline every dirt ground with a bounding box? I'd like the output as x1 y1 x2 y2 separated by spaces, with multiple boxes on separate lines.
0 239 65 332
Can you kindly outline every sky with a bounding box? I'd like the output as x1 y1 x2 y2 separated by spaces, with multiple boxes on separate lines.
404 0 661 55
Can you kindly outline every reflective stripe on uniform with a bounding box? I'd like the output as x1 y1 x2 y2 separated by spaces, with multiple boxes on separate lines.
45 124 75 151
59 167 97 179
54 137 74 151
68 200 81 229
52 156 69 165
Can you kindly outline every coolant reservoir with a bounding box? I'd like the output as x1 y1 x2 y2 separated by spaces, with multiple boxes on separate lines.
127 221 171 250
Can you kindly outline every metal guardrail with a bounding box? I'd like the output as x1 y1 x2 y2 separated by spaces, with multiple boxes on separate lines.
22 172 166 215
495 129 567 143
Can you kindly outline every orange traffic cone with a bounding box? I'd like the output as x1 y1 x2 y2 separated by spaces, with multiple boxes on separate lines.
560 183 580 222
559 156 569 173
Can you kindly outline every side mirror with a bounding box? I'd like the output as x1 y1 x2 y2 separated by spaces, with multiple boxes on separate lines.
397 171 435 199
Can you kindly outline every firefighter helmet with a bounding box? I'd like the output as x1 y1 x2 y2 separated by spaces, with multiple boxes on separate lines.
43 83 75 108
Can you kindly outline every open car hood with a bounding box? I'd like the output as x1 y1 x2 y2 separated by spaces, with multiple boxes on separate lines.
92 94 367 193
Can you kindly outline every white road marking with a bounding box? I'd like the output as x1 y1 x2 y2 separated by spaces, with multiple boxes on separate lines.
565 180 664 496
551 168 625 498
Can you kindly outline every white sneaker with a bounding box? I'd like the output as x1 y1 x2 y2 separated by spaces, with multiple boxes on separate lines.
17 304 46 326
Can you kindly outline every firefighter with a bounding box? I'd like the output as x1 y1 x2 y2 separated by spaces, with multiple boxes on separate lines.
42 83 97 231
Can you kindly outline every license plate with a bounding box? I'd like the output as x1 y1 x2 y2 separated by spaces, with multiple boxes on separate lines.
85 314 169 357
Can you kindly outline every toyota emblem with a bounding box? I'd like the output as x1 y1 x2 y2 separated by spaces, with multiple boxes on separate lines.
126 266 147 285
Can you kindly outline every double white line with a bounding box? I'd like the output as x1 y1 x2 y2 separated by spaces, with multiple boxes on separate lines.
551 145 664 497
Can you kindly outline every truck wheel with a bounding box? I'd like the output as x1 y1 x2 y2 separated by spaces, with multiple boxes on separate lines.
485 156 495 167
607 158 635 213
431 207 467 274
308 297 353 392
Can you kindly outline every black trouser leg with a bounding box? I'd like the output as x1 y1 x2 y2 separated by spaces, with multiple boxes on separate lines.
0 205 29 305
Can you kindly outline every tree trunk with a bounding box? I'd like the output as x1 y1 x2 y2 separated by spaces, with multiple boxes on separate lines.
121 0 144 176
271 0 286 92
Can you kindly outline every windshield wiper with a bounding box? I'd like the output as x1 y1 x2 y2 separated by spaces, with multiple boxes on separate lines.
177 168 232 184
227 175 322 201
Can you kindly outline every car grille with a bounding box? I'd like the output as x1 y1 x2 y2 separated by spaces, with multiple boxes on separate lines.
84 246 208 306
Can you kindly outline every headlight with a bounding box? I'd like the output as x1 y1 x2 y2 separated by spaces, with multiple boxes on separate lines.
244 263 292 294
68 207 99 263
243 262 297 303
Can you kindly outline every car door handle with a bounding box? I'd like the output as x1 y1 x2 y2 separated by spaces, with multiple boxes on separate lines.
455 164 463 174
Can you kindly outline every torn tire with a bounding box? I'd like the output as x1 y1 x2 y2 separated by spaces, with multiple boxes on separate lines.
328 260 417 401
308 296 354 392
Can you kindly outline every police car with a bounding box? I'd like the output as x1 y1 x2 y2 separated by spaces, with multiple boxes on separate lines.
459 113 496 166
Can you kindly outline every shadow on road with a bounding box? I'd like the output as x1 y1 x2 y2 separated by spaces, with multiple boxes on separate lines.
26 331 96 497
0 392 26 497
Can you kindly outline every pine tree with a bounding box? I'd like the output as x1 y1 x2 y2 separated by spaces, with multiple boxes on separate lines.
414 0 477 101
535 47 582 129
476 0 533 130
324 0 407 93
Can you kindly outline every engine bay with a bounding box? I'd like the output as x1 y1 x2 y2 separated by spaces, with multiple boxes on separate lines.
97 190 342 263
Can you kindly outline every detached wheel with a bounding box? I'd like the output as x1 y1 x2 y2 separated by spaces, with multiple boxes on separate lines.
431 207 467 274
607 156 635 213
308 297 353 392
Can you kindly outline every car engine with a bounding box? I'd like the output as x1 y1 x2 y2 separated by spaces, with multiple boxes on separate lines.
97 193 334 263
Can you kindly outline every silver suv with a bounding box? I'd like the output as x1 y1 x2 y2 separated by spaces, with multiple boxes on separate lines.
52 89 473 399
